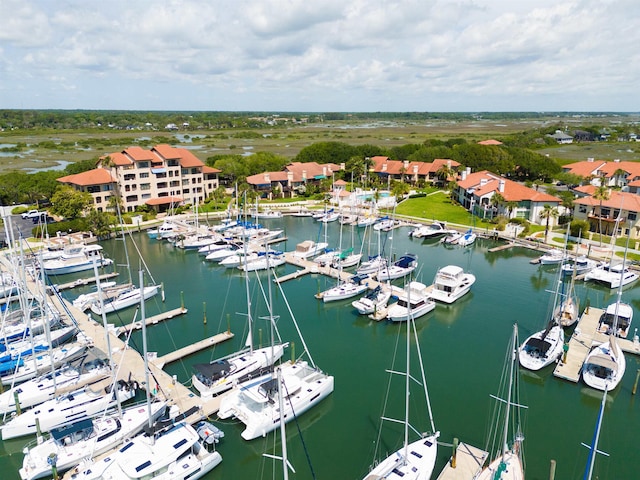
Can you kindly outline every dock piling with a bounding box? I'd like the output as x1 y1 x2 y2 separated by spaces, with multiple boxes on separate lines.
633 369 640 395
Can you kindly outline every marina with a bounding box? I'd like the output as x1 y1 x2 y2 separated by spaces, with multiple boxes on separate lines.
1 214 640 479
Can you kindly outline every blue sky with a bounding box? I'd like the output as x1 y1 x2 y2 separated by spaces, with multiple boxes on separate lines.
1 0 638 112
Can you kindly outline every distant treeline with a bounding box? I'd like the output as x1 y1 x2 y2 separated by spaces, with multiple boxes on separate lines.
1 109 637 131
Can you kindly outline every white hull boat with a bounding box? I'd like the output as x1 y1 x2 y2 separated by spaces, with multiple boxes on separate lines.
219 251 259 268
0 343 87 386
597 301 633 338
428 265 475 303
89 285 160 316
386 282 435 322
217 360 334 440
356 255 388 276
376 254 417 281
192 344 287 399
538 248 565 265
352 286 391 315
561 256 599 276
1 378 137 439
409 221 448 238
584 262 639 289
239 252 286 271
291 240 329 259
582 337 626 391
518 323 565 371
457 229 477 247
19 401 167 480
317 274 369 303
67 421 222 480
42 245 113 276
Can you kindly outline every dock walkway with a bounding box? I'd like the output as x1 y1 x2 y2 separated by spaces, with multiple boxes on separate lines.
553 307 640 382
436 442 488 480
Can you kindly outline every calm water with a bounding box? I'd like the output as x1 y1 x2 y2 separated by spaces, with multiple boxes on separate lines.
2 216 640 480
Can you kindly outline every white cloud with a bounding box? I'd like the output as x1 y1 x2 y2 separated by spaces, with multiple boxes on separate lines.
0 0 638 110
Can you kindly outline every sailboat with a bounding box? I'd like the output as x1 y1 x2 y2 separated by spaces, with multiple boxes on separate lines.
217 254 334 441
19 270 167 480
88 221 160 316
60 270 222 480
362 284 439 479
519 257 566 371
582 386 609 480
192 240 287 399
582 231 631 391
474 324 526 480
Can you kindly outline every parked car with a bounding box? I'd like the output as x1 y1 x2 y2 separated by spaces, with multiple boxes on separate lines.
21 209 45 219
32 214 56 224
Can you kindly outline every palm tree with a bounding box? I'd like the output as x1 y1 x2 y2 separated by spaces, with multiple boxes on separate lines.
613 168 626 188
506 201 519 219
490 192 505 219
539 204 559 243
593 182 610 246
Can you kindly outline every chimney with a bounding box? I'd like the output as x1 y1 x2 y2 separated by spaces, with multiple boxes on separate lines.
323 166 327 176
447 160 451 168
382 163 387 172
302 170 307 181
499 180 505 193
403 160 409 170
264 173 270 182
614 158 620 163
466 167 471 175
480 179 488 187
413 165 418 174
287 171 293 185
461 170 467 181
587 157 594 162
340 162 345 170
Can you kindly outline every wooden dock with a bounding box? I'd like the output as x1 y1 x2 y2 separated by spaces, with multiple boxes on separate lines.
115 306 189 336
553 307 640 383
436 442 488 480
488 243 515 253
52 272 120 291
151 331 234 368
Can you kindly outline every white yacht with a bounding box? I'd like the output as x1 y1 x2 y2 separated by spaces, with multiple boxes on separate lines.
239 251 286 271
538 248 565 265
428 265 475 303
584 262 638 289
217 360 334 440
457 229 477 247
582 336 626 391
42 245 113 275
386 282 435 322
409 221 448 239
561 255 599 276
355 255 387 276
290 240 329 259
89 284 160 316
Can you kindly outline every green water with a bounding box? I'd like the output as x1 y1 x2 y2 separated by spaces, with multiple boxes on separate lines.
3 216 640 480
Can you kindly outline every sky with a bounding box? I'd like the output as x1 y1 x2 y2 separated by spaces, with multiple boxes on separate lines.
0 0 638 112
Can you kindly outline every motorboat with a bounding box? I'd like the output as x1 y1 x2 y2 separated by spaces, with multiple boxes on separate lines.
291 240 329 259
561 255 599 276
538 248 565 265
197 239 236 255
205 244 243 262
351 285 391 315
518 322 565 371
319 211 340 222
409 221 448 239
252 209 282 219
356 215 378 227
598 301 633 338
386 282 435 322
217 360 334 440
42 245 113 275
317 273 369 303
377 253 417 281
584 262 638 289
428 265 475 304
373 217 395 231
219 251 260 268
442 231 462 245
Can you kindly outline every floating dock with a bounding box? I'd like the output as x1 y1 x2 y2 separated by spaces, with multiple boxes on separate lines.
114 306 189 336
436 442 488 480
151 331 234 368
52 272 120 291
553 307 640 383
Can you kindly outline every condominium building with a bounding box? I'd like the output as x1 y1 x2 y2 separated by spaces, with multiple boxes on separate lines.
57 144 220 213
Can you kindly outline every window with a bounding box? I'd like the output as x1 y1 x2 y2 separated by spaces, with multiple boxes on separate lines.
140 183 151 191
182 179 189 186
170 181 180 187
182 188 190 194
181 169 189 175
138 161 149 168
157 182 168 189
628 212 637 221
124 174 136 181
579 205 587 214
168 160 179 167
142 193 151 199
600 207 610 218
95 196 101 204
140 172 150 179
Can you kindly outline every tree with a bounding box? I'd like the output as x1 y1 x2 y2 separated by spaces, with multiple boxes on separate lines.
613 168 626 188
593 182 610 246
50 186 93 219
390 180 410 201
85 210 115 239
490 192 505 218
539 204 559 242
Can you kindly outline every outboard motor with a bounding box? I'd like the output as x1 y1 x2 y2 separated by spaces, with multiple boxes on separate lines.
196 421 224 447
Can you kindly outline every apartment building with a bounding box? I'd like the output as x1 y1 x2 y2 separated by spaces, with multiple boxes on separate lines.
57 144 220 213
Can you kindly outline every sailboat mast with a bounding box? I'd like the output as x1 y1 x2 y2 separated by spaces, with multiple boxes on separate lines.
403 287 412 464
501 324 518 460
277 366 290 480
243 232 254 353
139 268 153 430
583 386 608 480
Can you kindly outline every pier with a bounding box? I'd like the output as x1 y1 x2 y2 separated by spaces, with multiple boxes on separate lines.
553 307 640 383
52 272 120 291
115 306 189 336
151 331 234 368
436 442 488 480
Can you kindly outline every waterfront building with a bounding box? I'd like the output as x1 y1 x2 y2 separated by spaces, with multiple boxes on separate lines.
57 144 220 213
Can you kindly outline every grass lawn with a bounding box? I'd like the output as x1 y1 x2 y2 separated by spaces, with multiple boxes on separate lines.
393 190 493 229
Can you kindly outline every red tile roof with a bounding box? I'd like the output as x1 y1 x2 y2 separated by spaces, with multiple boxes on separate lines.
153 144 182 160
562 160 607 178
124 146 156 161
103 152 132 166
57 169 117 186
458 170 561 203
145 196 183 206
478 139 503 145
203 165 221 174
574 190 640 212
